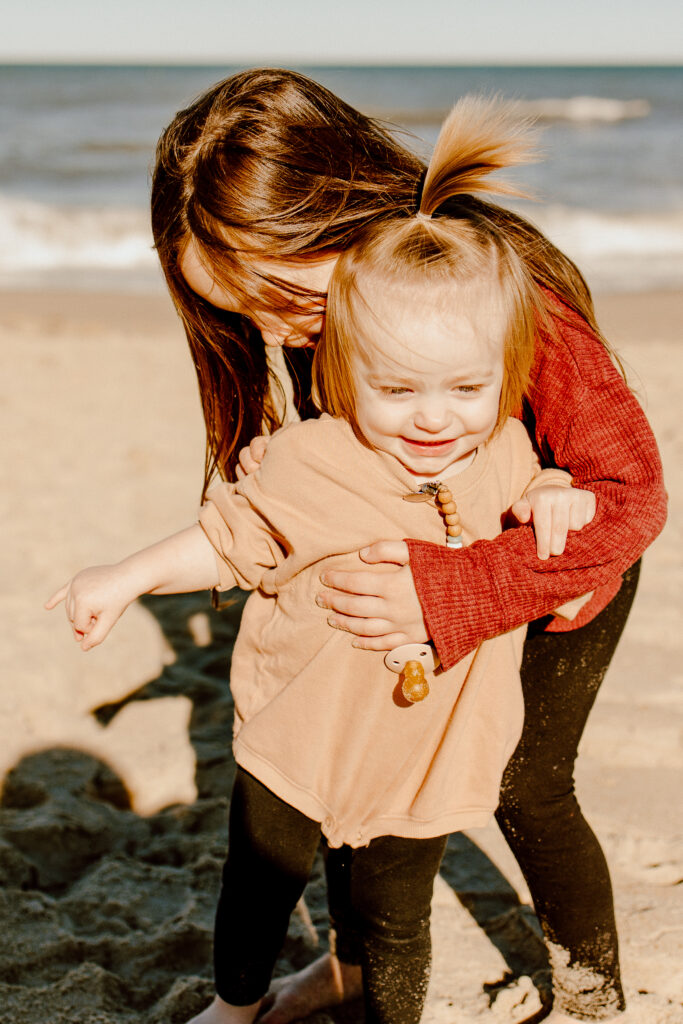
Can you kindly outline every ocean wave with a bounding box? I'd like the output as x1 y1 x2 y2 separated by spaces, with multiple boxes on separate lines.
374 96 651 127
518 97 651 124
1 193 682 293
534 206 683 256
527 205 683 291
0 193 155 276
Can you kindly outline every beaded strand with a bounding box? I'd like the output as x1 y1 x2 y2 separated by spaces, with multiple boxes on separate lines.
402 480 464 549
435 484 463 548
393 481 463 702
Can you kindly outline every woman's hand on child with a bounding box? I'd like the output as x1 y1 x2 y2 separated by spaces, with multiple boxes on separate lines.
317 541 429 651
45 565 138 651
235 434 270 479
510 486 597 560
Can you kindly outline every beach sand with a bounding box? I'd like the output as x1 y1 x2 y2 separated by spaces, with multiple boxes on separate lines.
1 287 681 1023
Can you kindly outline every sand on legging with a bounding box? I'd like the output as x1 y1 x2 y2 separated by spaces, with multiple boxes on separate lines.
0 288 681 1023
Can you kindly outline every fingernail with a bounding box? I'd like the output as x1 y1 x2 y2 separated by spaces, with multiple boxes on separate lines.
315 596 327 609
319 574 328 585
328 616 338 628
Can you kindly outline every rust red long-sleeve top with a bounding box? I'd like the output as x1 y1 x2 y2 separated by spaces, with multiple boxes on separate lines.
407 300 668 671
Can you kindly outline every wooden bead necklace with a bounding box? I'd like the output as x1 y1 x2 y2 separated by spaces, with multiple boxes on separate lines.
390 480 463 702
402 480 463 549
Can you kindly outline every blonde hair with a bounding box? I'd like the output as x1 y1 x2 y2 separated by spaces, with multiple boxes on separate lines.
313 96 548 437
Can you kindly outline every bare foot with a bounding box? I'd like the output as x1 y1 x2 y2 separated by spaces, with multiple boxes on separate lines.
257 954 363 1024
188 994 263 1024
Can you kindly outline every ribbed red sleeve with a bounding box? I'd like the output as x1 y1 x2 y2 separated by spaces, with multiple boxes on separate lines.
408 302 668 670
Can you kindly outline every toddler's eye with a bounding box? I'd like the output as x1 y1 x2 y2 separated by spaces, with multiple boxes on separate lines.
382 386 410 396
456 385 480 394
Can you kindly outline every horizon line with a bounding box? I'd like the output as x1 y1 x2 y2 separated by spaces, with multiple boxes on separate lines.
1 57 682 69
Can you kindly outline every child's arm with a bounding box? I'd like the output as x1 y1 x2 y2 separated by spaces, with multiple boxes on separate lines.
45 525 220 651
510 468 597 620
510 470 596 561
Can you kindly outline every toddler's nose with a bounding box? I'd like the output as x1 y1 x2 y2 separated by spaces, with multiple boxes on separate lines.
413 402 452 432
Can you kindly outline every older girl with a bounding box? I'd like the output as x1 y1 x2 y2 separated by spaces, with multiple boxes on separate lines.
149 71 665 1023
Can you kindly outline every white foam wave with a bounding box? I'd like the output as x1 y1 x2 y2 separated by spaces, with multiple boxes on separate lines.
0 193 158 288
1 193 682 294
528 206 683 292
382 96 651 126
519 96 651 124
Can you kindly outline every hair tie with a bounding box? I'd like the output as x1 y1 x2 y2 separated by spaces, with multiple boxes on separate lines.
415 211 432 224
414 167 428 213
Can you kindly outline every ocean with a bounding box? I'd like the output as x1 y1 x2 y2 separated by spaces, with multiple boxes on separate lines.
1 63 681 293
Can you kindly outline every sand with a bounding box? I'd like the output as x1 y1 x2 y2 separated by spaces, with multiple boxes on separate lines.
0 287 681 1023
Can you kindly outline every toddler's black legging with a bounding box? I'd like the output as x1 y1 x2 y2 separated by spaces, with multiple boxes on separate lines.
213 767 447 1024
329 561 640 1019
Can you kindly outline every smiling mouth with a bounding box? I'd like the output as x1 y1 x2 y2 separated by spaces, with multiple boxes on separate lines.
401 436 457 451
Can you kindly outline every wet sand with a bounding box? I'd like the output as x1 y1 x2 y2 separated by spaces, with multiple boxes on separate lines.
1 288 681 1022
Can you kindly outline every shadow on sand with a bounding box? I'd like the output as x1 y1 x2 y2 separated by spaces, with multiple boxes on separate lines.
0 592 551 1024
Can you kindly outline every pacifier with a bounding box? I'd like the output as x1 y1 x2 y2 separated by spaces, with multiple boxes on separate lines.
384 643 440 703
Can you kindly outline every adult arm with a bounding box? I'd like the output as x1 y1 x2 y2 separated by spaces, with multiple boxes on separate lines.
409 303 667 669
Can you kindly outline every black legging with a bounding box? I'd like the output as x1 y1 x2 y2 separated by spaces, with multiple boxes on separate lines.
329 561 640 1019
495 560 640 1017
213 768 447 1024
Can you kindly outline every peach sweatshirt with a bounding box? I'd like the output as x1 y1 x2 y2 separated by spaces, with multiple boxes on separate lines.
199 415 574 848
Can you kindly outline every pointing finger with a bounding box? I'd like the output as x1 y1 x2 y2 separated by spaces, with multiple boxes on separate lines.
45 585 68 610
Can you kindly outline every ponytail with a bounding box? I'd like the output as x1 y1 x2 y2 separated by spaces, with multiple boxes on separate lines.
418 95 538 217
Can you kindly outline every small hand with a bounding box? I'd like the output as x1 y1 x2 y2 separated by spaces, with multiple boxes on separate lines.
316 540 428 651
510 485 596 560
235 434 269 480
45 564 137 651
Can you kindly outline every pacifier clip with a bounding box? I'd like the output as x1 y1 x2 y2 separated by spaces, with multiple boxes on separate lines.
402 481 463 549
384 481 463 703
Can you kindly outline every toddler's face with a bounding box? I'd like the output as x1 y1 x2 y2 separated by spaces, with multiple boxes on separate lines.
180 240 336 348
351 283 505 481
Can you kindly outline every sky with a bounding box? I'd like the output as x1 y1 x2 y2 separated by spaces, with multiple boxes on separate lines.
4 0 683 65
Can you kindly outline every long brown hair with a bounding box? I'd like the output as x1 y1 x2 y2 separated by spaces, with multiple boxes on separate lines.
151 68 608 496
